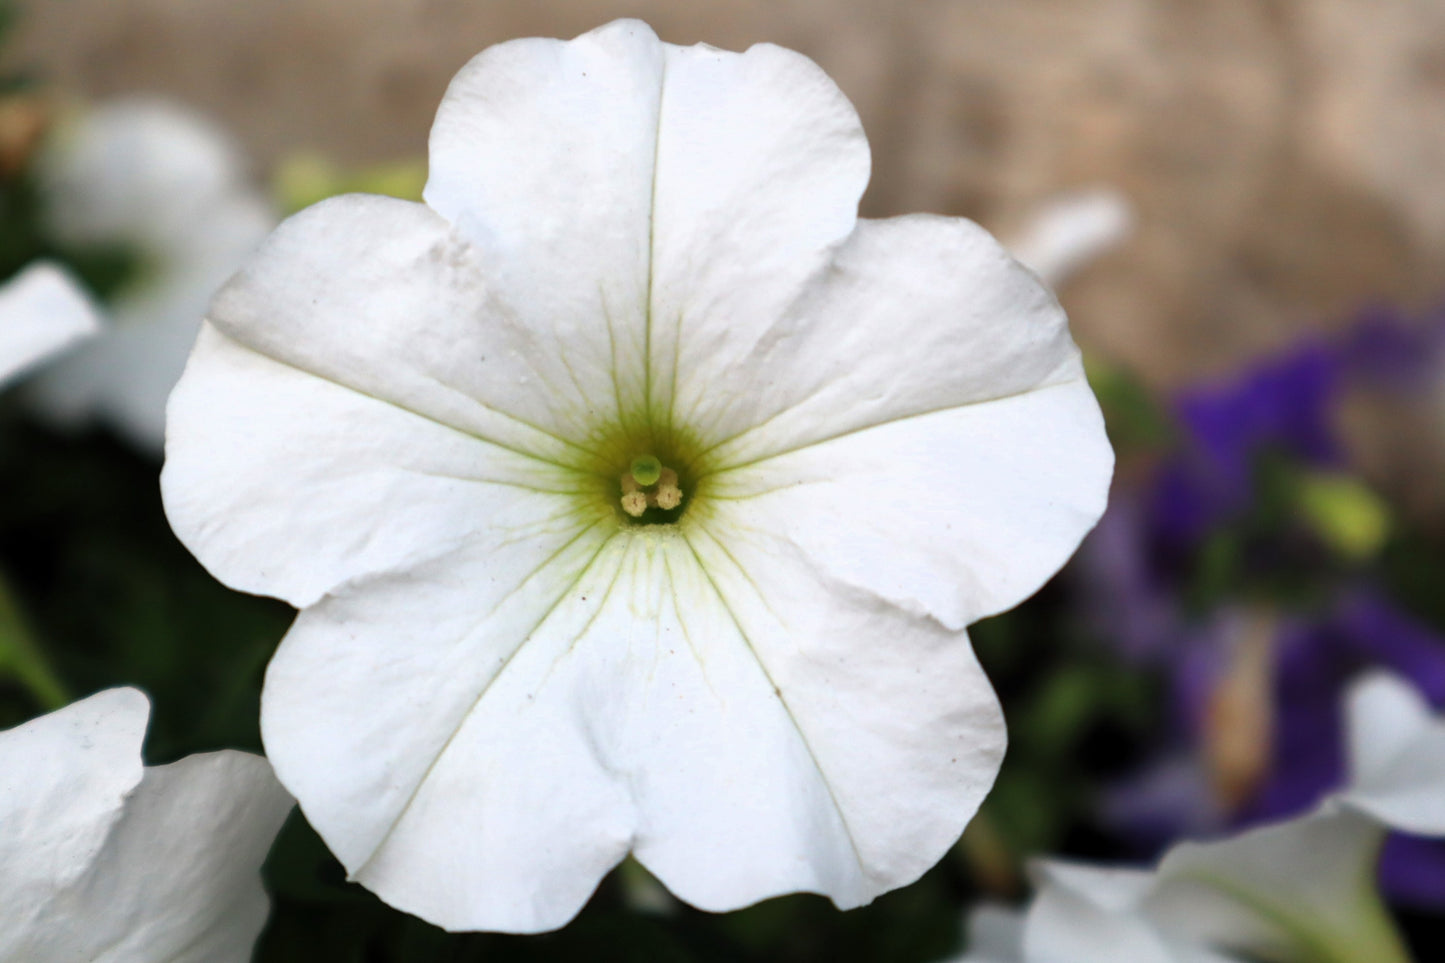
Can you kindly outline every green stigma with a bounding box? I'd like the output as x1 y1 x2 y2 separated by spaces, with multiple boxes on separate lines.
630 455 662 487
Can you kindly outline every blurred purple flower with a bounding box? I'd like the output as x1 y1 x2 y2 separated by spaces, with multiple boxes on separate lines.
1097 585 1445 906
1080 304 1445 908
1256 594 1445 908
1151 340 1342 547
1337 301 1445 391
1240 592 1445 823
1075 496 1178 663
1382 836 1445 910
1145 302 1445 549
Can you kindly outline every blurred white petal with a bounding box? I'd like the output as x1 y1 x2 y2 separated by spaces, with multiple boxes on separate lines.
1007 189 1132 288
0 261 102 387
26 98 274 451
952 903 1026 961
1147 807 1405 963
1340 670 1445 835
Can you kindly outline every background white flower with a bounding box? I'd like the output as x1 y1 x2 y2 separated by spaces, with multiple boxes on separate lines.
162 19 1113 933
0 261 101 388
25 98 274 452
955 670 1445 963
1005 189 1133 290
0 687 294 962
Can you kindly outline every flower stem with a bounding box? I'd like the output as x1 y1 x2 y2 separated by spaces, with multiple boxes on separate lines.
957 808 1022 898
0 569 68 710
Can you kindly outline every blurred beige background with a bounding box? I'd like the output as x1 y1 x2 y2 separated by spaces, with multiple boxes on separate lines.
13 0 1445 386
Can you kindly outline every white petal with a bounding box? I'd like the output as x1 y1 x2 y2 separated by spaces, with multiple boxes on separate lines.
1340 671 1445 836
695 218 1110 628
20 751 293 963
1146 807 1408 963
261 525 632 933
645 36 870 428
1030 861 1156 912
714 382 1108 630
1025 861 1243 963
698 214 1094 468
0 687 148 954
425 20 662 432
562 535 870 917
193 192 602 454
1018 809 1410 963
1006 189 1133 289
425 20 869 440
0 262 103 387
664 520 1006 909
1346 672 1433 779
261 519 1002 932
1024 867 1178 963
162 199 604 608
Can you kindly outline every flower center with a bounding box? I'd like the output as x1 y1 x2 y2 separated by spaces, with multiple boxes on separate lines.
581 423 707 530
620 454 684 520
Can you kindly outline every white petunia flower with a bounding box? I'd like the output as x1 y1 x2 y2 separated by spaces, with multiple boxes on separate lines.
25 98 274 452
0 261 101 388
1027 810 1409 963
0 687 294 962
162 20 1113 933
958 670 1445 963
956 814 1407 963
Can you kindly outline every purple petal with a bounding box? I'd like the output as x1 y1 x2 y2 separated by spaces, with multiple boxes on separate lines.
1380 833 1445 910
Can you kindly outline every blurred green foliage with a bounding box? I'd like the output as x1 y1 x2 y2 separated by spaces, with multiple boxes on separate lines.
272 152 427 215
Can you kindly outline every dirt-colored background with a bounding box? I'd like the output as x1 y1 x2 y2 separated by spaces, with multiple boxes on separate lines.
14 0 1445 386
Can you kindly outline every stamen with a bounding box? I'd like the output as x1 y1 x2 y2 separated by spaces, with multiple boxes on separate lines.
654 467 682 510
619 459 684 518
620 472 648 517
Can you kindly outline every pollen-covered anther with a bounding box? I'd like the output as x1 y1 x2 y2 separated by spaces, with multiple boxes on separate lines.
653 467 683 510
620 472 649 517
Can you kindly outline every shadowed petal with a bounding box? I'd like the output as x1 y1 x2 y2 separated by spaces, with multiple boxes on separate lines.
1146 808 1408 963
1341 672 1445 835
1025 863 1181 963
19 752 293 963
0 687 147 953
